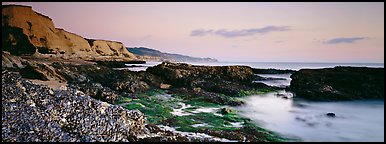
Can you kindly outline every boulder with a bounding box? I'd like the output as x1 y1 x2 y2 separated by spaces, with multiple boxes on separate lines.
51 62 159 96
94 60 128 68
19 64 49 81
290 66 384 101
147 62 255 88
2 51 28 69
160 83 171 89
113 80 149 93
219 108 233 114
326 112 336 117
170 88 244 106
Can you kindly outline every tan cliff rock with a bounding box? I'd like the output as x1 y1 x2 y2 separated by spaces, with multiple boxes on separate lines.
2 5 136 61
86 39 136 58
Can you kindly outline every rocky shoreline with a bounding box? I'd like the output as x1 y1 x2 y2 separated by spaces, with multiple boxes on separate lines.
2 70 192 142
2 52 288 142
3 52 384 142
2 4 383 142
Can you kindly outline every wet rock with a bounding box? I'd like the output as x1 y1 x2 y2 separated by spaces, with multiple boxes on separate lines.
2 71 147 142
275 92 293 99
326 113 336 117
203 83 251 96
290 67 384 101
171 88 244 106
145 124 162 133
52 62 158 94
219 108 233 114
94 60 146 68
147 62 255 88
69 83 118 104
19 64 49 81
147 62 278 100
94 61 127 68
158 79 253 106
160 83 171 89
113 80 149 93
2 51 28 69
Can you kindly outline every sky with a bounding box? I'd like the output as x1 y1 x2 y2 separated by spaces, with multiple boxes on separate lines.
2 2 384 63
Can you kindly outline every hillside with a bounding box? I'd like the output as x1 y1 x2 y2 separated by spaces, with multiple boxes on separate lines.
127 47 218 62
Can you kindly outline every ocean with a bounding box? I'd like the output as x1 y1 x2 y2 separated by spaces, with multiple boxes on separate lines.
122 61 384 71
185 61 384 70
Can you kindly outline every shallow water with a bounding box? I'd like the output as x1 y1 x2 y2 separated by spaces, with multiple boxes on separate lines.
235 73 384 142
254 73 292 88
157 125 238 142
170 102 193 116
120 61 384 71
185 61 384 70
125 62 384 141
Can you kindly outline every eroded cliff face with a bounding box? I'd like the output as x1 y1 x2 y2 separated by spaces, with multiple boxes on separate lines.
2 5 136 61
87 39 136 58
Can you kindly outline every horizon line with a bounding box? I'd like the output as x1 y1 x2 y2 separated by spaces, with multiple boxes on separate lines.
216 61 385 64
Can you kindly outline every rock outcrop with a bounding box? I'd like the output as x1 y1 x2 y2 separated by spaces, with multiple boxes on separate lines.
147 62 255 87
290 66 384 101
2 70 147 142
2 5 136 61
2 51 28 69
147 62 274 98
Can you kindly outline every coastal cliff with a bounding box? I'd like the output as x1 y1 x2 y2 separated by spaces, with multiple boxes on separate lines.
2 5 136 61
127 47 218 62
1 4 295 142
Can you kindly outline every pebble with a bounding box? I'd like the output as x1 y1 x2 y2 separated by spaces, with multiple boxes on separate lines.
326 112 336 117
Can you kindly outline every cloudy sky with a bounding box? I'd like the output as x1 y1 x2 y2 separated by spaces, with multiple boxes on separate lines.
3 2 384 63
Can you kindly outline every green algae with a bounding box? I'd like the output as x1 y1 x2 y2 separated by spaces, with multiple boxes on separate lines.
119 89 287 142
237 88 275 97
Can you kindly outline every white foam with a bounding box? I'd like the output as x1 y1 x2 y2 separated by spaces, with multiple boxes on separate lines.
157 125 238 142
171 102 193 116
191 123 211 128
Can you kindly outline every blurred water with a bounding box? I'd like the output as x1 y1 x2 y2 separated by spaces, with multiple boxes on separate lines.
123 61 384 71
186 61 384 70
119 61 384 141
254 73 292 88
234 73 384 142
